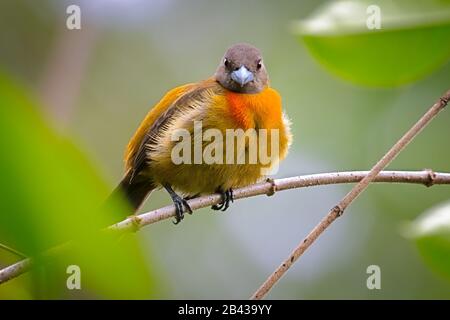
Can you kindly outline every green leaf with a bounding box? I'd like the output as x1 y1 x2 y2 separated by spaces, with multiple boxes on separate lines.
292 0 450 87
0 72 155 298
404 201 450 281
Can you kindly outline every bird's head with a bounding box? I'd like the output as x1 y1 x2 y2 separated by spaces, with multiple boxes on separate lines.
215 43 268 94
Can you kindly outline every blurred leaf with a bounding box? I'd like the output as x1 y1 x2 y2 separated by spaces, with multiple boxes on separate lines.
0 72 154 298
292 0 450 87
404 201 450 281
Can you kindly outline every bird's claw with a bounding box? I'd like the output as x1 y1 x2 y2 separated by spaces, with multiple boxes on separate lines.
212 188 234 212
163 183 192 225
172 196 192 225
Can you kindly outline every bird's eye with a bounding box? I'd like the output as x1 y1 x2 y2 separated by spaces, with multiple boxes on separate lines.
256 60 262 70
224 58 230 68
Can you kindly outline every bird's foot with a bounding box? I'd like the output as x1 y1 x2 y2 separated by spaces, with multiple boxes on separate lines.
212 188 234 212
164 184 192 225
172 196 192 224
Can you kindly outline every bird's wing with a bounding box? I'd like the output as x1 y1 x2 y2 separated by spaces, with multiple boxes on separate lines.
126 78 221 180
124 84 193 172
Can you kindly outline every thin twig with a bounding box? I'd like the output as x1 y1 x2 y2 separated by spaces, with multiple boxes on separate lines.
1 170 450 284
0 243 26 259
250 89 450 299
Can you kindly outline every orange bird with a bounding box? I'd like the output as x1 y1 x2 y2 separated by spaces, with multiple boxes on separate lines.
115 43 292 224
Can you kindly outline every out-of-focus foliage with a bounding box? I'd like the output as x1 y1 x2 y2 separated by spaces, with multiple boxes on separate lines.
293 0 450 86
293 0 450 284
405 201 450 281
0 73 155 299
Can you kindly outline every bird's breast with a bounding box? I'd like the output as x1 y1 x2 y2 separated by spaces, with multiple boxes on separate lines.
224 87 282 130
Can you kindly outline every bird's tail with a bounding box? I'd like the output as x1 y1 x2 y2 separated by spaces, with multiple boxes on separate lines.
110 170 156 213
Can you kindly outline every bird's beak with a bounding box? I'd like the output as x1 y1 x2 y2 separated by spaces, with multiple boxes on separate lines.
231 66 254 87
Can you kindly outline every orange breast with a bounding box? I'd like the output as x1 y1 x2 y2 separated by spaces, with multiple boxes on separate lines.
225 87 283 130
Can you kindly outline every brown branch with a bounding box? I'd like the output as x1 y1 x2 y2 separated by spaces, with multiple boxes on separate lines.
250 89 450 299
1 170 450 285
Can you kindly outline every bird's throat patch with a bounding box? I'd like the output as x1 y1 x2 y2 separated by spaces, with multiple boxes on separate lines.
225 88 281 129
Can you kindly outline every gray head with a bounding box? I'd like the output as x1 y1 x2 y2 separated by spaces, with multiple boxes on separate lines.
214 43 269 94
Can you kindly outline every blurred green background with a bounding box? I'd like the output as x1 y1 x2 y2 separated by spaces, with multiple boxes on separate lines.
0 0 449 299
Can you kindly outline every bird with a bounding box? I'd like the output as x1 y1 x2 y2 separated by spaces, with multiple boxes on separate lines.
113 43 292 224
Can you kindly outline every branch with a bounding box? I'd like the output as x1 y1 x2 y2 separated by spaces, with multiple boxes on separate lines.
250 89 450 299
112 170 450 231
0 243 26 259
1 170 450 284
0 259 31 284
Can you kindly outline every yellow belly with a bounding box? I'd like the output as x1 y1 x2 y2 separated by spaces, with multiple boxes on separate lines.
150 161 265 195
